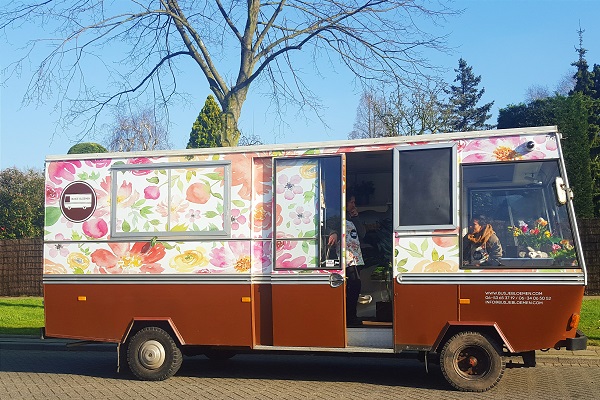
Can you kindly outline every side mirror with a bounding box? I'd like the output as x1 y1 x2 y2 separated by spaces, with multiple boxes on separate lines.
554 177 568 205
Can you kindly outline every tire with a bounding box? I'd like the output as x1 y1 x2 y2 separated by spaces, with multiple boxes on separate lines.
127 327 183 381
440 331 505 392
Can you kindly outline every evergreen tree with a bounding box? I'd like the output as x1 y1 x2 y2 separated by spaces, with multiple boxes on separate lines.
497 95 595 218
570 27 595 97
187 95 223 149
445 58 494 131
67 142 108 154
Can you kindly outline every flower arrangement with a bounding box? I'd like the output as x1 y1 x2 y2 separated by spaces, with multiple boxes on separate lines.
508 217 576 263
508 218 553 249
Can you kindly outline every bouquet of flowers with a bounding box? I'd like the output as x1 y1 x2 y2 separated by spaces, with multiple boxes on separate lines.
549 240 576 263
508 218 553 249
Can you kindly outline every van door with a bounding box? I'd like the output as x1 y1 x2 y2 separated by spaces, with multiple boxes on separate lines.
271 156 346 348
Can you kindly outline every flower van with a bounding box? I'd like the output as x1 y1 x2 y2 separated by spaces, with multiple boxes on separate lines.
43 126 587 392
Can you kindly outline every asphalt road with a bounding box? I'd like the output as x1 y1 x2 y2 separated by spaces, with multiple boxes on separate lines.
0 347 599 399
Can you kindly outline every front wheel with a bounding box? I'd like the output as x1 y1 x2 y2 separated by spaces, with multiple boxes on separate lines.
440 331 505 392
127 327 183 381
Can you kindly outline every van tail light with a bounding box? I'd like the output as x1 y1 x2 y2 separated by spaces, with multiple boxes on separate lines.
569 314 580 330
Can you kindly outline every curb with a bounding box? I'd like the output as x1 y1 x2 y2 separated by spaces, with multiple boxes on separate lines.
1 335 599 365
0 336 116 352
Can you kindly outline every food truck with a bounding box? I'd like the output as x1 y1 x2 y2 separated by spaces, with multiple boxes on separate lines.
42 126 587 391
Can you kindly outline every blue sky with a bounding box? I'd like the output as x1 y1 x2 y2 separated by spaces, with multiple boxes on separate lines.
2 0 600 170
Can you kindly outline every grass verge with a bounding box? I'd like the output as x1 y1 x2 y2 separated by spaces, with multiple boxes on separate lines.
0 297 44 335
0 296 598 346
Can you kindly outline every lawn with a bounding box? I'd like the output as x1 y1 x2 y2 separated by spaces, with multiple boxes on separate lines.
0 297 44 335
0 297 599 346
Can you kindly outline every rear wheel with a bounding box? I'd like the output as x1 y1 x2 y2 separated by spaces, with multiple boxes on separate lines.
440 331 505 392
127 327 182 381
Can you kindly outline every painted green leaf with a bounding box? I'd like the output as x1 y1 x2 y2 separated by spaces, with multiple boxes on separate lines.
394 248 399 257
170 223 188 232
397 258 408 267
45 207 61 227
409 242 419 253
159 169 167 175
73 267 85 274
204 172 223 181
397 267 408 273
232 200 245 207
421 239 428 252
146 176 159 184
302 241 309 253
432 248 439 261
405 249 423 258
186 170 194 182
71 231 82 241
77 172 89 180
213 192 223 200
304 230 316 238
439 255 445 261
205 211 218 218
122 220 131 232
177 179 184 192
216 203 224 213
133 199 145 208
90 171 100 180
150 219 160 225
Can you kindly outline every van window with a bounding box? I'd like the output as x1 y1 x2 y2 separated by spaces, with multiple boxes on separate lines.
393 144 457 230
110 161 231 238
462 160 578 268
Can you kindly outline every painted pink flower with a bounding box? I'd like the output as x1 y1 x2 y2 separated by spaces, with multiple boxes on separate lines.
47 161 82 184
85 159 111 168
116 181 140 208
45 183 62 205
230 154 253 199
276 173 303 200
83 218 108 238
49 235 69 258
129 158 153 175
209 241 251 272
186 209 201 223
157 196 188 223
91 176 111 218
289 206 312 225
252 241 271 273
461 136 547 163
276 253 307 269
230 209 247 230
275 238 298 250
91 242 166 274
144 186 160 200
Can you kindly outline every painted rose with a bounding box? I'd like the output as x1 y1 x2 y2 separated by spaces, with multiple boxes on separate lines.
129 157 153 175
85 159 112 168
144 185 160 200
253 158 273 196
276 253 307 269
91 242 166 274
252 241 272 273
186 182 211 204
169 248 209 273
47 161 82 185
432 235 457 248
66 252 90 273
45 183 62 205
209 241 251 273
276 173 303 200
230 154 253 199
44 259 67 274
92 176 111 218
253 202 282 235
82 218 108 238
412 259 459 273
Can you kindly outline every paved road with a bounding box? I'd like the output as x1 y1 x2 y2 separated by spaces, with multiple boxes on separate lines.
1 348 599 400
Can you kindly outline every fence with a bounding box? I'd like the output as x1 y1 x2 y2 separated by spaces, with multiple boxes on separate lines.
1 223 600 296
0 238 43 296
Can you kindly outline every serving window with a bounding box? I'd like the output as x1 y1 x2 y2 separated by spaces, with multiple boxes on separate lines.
393 143 457 231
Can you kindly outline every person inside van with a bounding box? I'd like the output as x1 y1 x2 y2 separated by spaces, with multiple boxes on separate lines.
463 216 503 266
327 192 366 327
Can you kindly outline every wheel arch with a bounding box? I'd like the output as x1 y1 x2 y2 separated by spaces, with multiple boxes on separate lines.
121 318 185 347
432 321 513 354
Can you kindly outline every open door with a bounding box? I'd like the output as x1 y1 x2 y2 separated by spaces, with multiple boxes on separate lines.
271 156 346 348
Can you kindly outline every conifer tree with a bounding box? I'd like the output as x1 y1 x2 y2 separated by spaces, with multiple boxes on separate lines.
445 58 494 131
187 96 223 148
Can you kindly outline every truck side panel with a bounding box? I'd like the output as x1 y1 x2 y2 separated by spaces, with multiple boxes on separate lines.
44 283 253 346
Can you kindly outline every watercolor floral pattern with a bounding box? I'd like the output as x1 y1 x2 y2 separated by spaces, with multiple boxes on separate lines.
43 131 572 277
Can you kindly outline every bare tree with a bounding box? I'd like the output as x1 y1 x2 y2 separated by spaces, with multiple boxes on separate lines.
105 108 171 152
1 1 455 146
349 79 449 138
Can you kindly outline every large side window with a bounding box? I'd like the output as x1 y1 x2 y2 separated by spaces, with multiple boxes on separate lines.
462 161 578 268
393 143 457 230
111 161 231 238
